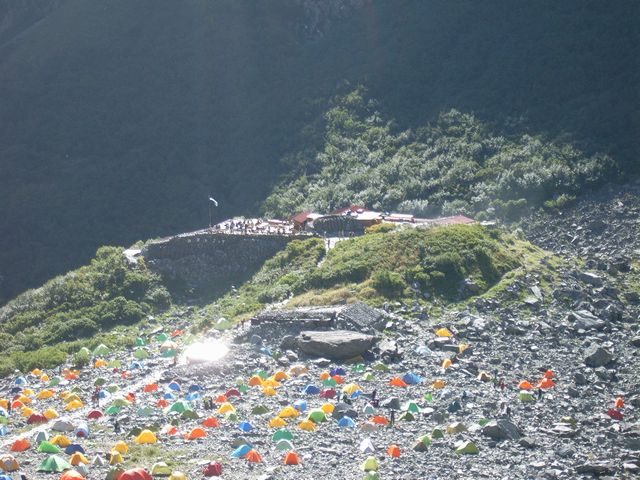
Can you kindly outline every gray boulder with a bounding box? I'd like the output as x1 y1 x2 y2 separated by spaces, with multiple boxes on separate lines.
296 330 377 359
584 345 614 367
567 310 606 330
482 419 522 441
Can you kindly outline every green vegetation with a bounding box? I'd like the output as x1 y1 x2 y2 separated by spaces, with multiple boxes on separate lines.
206 224 521 322
0 246 171 374
0 1 635 305
264 88 614 220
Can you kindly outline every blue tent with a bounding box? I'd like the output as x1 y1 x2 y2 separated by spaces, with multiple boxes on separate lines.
0 425 8 436
402 372 423 385
129 361 144 370
163 392 176 400
188 385 202 392
10 387 21 394
447 400 461 413
14 376 27 385
238 421 253 432
98 390 110 399
338 416 356 428
330 367 346 376
231 444 252 458
65 444 86 455
293 399 307 412
0 474 13 480
302 385 320 395
259 347 272 356
168 382 181 391
185 392 201 402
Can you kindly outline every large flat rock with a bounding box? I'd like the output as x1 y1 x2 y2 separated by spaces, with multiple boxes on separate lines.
296 330 377 359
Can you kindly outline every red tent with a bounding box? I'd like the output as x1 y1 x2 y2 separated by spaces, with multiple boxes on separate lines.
87 410 103 419
119 468 152 480
225 388 241 398
27 413 48 424
203 461 223 477
320 389 336 399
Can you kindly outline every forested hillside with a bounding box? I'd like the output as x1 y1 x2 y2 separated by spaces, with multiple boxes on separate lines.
0 0 637 303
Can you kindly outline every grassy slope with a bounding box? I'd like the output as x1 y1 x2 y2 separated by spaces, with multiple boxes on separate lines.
203 224 539 324
0 0 637 304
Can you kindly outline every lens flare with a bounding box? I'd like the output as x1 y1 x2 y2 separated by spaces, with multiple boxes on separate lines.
184 339 229 363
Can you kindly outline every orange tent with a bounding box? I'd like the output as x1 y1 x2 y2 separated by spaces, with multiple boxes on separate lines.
156 399 169 408
160 425 178 436
11 400 24 409
245 450 262 463
543 370 554 379
124 393 136 403
10 438 30 452
215 395 228 404
319 372 330 381
389 377 407 388
61 471 85 480
283 451 300 465
331 375 345 385
536 378 555 389
185 427 207 440
248 376 263 387
202 417 219 428
143 384 158 393
615 397 625 409
442 358 452 369
371 415 390 426
518 380 534 390
387 445 401 458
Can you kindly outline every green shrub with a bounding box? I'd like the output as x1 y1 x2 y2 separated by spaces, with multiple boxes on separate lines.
365 223 396 234
72 348 90 368
543 194 576 210
371 270 407 297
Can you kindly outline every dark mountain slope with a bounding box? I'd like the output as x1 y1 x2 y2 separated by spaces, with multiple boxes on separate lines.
0 0 637 303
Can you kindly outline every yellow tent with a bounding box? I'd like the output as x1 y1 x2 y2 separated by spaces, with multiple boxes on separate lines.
261 378 280 388
342 383 362 395
435 327 453 337
40 374 49 382
268 417 286 428
43 408 59 420
64 399 84 411
36 389 55 400
50 435 71 447
261 387 277 397
321 403 334 414
31 369 42 377
272 371 289 381
134 430 158 444
94 359 107 368
63 393 81 404
113 441 129 454
0 399 8 409
21 389 35 397
431 379 446 389
20 407 34 418
278 406 299 418
70 452 89 465
169 472 188 480
16 395 32 405
298 420 316 431
109 451 124 464
217 403 236 414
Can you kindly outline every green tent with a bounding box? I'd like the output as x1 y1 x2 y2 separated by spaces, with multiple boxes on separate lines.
94 377 108 386
399 411 415 422
235 378 245 386
272 429 293 442
372 363 390 372
351 364 366 373
518 391 536 402
238 385 249 394
431 427 444 439
361 456 379 472
151 462 172 476
455 441 479 455
37 455 72 472
133 348 149 360
252 370 268 380
224 412 238 422
48 376 62 387
424 393 433 402
106 467 125 480
403 401 420 413
477 418 491 427
166 401 190 414
275 439 294 451
137 406 154 417
106 384 119 393
93 344 110 356
105 406 121 416
112 398 130 407
215 318 233 329
135 338 146 346
181 410 199 420
156 332 169 342
322 378 337 387
0 416 7 425
161 349 177 358
71 386 84 394
128 427 142 437
413 440 429 452
417 435 432 446
37 441 61 454
362 472 380 480
107 359 122 368
78 347 91 357
361 372 375 382
251 405 270 415
307 409 327 423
